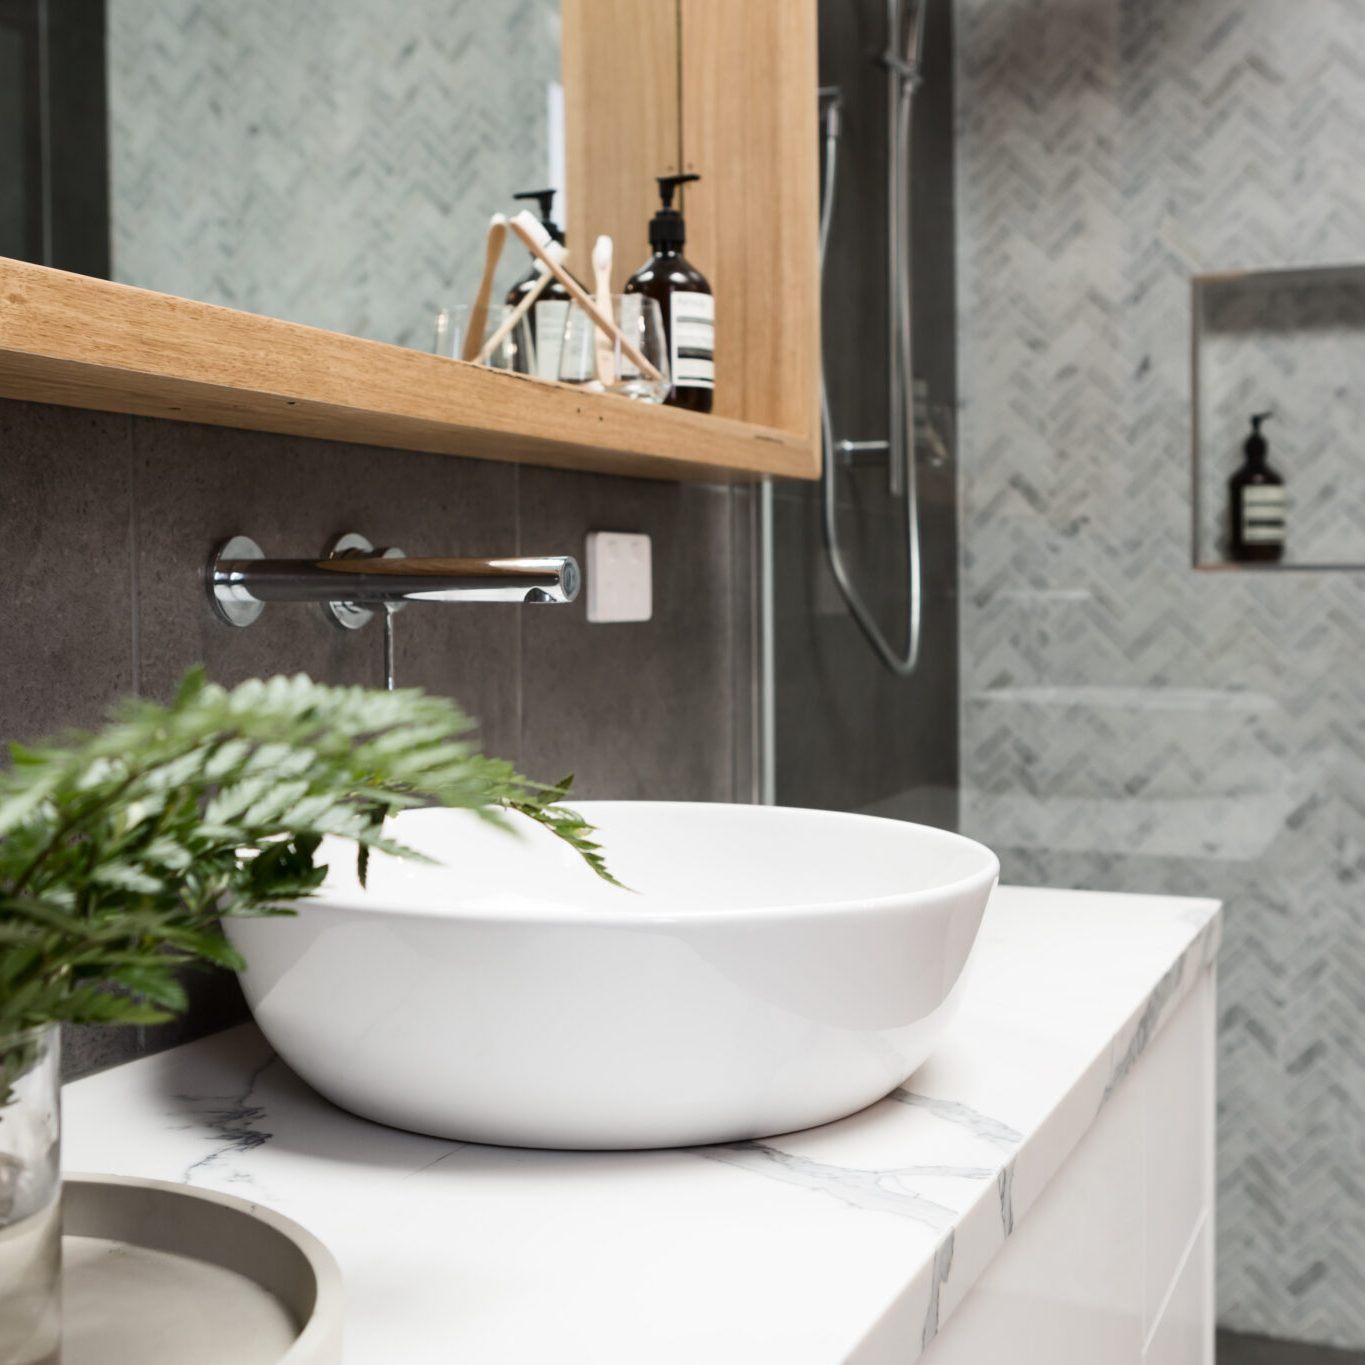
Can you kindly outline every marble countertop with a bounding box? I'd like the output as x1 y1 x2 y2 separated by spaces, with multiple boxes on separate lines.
62 885 1221 1365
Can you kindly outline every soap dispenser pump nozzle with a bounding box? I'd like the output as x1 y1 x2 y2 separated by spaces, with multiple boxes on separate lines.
513 188 563 243
1246 411 1274 460
649 173 700 250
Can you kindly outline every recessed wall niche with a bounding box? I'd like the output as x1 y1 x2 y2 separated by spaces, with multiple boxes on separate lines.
1192 264 1365 571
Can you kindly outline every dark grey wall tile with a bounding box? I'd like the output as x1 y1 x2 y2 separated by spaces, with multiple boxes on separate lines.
517 468 740 801
0 400 150 1084
131 419 387 698
0 403 751 1084
62 1022 145 1081
0 401 135 741
101 421 528 1082
131 417 523 756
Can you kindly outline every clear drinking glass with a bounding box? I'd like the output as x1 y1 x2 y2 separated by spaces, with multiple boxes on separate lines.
432 304 522 370
557 295 670 402
0 1025 61 1365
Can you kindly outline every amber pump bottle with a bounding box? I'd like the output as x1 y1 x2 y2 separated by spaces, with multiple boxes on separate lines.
1228 412 1285 563
625 173 715 412
504 188 577 380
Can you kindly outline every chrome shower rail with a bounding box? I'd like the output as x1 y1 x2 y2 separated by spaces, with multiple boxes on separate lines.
816 0 928 678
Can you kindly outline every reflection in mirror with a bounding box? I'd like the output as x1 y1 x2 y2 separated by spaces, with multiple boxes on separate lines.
11 0 571 351
110 0 562 349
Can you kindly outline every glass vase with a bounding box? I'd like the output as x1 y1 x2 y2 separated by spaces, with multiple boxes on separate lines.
0 1025 61 1365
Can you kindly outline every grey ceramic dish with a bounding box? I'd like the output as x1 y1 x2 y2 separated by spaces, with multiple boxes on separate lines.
62 1173 342 1365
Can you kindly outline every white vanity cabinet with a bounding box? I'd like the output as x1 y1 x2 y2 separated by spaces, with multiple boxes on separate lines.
63 888 1220 1365
919 970 1215 1365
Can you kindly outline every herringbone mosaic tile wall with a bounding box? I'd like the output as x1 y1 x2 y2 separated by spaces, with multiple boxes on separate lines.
107 0 560 349
955 0 1365 1347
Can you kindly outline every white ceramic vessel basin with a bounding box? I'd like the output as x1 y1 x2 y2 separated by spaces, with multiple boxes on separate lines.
228 802 998 1150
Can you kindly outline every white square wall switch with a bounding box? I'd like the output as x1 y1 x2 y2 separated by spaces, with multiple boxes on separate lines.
585 531 652 623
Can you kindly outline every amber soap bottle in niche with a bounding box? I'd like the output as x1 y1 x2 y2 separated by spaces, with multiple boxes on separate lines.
1228 412 1285 564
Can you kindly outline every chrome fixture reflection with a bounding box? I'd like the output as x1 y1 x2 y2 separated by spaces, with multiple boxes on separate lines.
207 533 580 631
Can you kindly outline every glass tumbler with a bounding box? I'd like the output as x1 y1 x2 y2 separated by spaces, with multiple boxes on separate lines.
558 295 670 402
432 304 522 370
0 1024 61 1365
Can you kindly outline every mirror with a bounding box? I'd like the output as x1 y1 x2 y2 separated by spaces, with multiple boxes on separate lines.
1 0 679 353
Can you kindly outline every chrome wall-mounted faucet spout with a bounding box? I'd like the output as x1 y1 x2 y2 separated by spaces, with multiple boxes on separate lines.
206 533 580 631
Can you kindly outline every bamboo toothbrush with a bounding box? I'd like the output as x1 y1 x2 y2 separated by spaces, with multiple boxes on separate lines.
507 211 662 382
461 214 508 362
475 240 569 366
592 235 615 385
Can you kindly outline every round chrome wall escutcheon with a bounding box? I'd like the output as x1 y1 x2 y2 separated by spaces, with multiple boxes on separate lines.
207 535 267 628
323 533 407 631
560 556 581 604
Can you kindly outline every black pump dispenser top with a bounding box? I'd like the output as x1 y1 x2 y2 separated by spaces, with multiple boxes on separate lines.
513 188 564 243
649 173 700 251
1246 411 1273 460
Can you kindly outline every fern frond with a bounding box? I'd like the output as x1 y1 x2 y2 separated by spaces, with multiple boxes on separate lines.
0 670 616 1061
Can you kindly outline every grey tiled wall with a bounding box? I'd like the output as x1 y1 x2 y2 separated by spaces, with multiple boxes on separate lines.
0 397 754 1080
955 0 1365 1348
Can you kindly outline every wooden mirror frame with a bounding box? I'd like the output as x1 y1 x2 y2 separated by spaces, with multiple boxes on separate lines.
0 0 819 483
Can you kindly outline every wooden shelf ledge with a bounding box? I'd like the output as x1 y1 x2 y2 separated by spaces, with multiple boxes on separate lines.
0 259 819 483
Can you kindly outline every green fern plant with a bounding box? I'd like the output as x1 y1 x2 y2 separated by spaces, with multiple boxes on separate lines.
0 669 616 1070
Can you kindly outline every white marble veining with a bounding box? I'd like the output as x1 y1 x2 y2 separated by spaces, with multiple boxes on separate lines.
63 886 1220 1365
